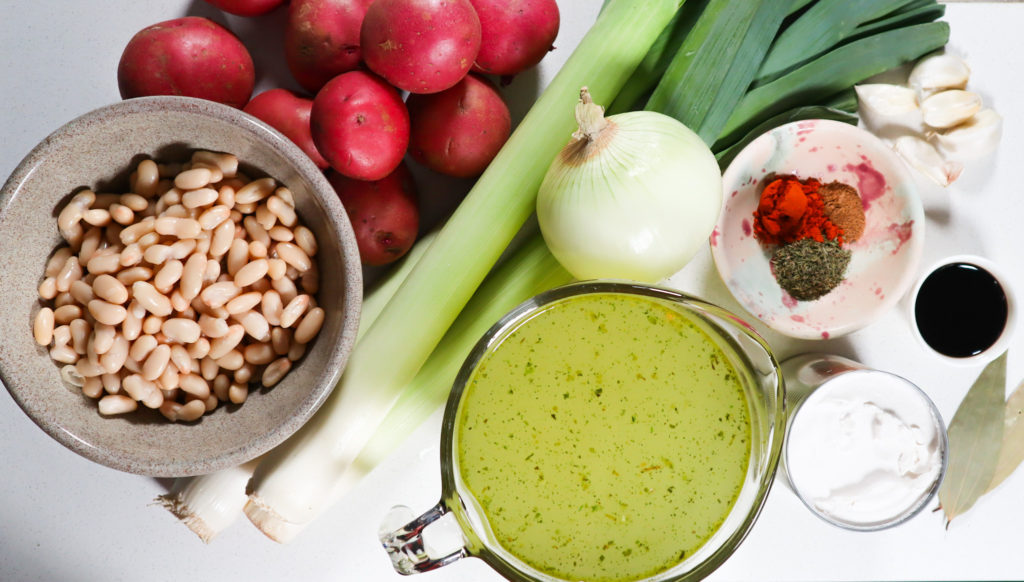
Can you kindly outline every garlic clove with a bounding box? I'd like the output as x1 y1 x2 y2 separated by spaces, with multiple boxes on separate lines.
933 108 1003 162
920 89 983 129
855 84 924 138
892 135 964 187
908 52 971 101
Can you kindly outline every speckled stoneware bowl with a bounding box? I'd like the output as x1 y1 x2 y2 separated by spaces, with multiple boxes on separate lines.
0 96 362 477
712 119 924 340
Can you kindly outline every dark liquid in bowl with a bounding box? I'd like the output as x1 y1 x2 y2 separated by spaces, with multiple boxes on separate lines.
914 262 1008 358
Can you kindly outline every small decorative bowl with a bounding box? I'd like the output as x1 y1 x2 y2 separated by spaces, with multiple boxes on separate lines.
712 119 925 340
0 97 363 477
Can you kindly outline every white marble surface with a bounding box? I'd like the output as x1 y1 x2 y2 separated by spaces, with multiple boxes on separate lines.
2 2 1023 580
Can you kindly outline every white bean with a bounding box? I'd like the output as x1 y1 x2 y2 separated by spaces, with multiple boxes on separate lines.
162 318 201 344
293 225 318 257
38 277 58 300
33 308 55 346
129 334 159 363
234 177 275 204
216 349 245 371
100 334 130 374
70 319 91 354
132 281 173 316
70 279 95 305
226 291 262 315
228 383 248 404
142 344 171 381
208 324 245 359
98 394 138 415
155 216 202 239
227 238 249 276
182 187 219 209
93 274 129 304
179 374 210 399
294 307 325 344
93 323 117 355
176 399 206 422
234 259 268 288
88 300 127 326
174 167 213 191
153 260 184 293
266 195 297 227
210 219 235 258
234 310 270 342
280 294 310 328
243 342 276 366
117 266 153 286
179 253 207 300
262 358 292 387
198 205 231 230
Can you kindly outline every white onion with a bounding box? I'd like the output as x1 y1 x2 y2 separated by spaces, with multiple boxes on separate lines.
536 88 722 283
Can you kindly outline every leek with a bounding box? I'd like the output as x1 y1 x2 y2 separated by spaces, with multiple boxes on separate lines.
716 21 950 149
606 0 710 115
644 0 790 144
243 0 682 541
756 0 919 83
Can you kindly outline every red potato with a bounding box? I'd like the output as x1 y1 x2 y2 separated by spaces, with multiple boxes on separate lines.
470 0 559 76
117 17 255 108
329 163 419 265
407 74 511 177
361 0 482 94
244 89 330 169
285 0 375 93
311 71 410 181
204 0 287 16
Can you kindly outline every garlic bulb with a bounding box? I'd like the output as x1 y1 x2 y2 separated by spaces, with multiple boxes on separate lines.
908 52 970 100
855 84 923 138
537 88 722 283
893 135 963 187
921 90 982 129
933 108 1003 161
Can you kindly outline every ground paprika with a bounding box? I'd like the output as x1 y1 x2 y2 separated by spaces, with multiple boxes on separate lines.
753 176 843 245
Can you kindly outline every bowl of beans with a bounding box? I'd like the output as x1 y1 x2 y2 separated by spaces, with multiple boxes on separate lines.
0 96 363 477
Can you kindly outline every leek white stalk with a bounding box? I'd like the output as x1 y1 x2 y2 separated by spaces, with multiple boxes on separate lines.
537 88 722 283
156 459 261 543
242 0 681 541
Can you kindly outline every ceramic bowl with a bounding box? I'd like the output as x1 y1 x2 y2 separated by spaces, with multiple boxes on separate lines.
0 97 363 477
712 119 925 340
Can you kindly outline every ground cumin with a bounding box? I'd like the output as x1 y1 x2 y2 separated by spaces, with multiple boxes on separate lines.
818 181 865 242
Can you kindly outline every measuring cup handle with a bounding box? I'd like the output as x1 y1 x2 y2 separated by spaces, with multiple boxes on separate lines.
379 502 468 574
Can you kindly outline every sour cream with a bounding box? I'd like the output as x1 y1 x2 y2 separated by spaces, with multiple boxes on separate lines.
785 370 945 529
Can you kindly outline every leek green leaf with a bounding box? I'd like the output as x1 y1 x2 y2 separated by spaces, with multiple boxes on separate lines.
938 352 1007 526
986 377 1024 493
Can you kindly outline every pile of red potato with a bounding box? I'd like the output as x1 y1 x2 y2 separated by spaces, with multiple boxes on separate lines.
116 0 560 265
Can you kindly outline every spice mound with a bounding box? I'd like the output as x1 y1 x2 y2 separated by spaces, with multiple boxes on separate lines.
771 239 851 301
819 181 865 242
753 175 863 301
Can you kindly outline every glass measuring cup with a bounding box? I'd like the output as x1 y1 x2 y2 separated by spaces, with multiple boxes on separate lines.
379 281 785 582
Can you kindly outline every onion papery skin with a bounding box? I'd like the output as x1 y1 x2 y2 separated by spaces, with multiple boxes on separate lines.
537 110 722 283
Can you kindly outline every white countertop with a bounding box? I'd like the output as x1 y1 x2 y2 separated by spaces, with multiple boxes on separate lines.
2 2 1023 580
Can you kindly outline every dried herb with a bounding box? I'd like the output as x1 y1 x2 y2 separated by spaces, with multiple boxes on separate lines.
987 377 1024 492
938 351 1006 527
770 238 850 300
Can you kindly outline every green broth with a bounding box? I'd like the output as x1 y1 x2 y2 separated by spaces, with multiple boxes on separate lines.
455 293 751 582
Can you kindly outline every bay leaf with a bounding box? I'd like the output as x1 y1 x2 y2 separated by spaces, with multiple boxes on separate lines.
986 376 1024 492
937 351 1006 526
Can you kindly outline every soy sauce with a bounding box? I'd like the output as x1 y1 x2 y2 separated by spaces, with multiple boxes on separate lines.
914 262 1008 358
